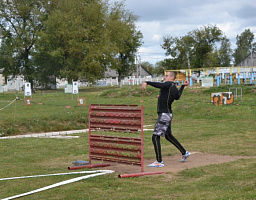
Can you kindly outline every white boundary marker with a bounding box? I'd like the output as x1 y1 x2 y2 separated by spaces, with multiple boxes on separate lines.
1 170 114 200
189 152 199 155
0 170 112 181
0 125 154 140
0 98 17 111
143 125 153 127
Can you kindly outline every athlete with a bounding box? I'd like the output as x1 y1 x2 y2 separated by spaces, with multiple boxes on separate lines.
141 71 190 167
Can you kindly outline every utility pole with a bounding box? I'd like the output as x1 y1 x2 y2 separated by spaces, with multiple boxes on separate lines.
187 53 191 69
251 45 254 66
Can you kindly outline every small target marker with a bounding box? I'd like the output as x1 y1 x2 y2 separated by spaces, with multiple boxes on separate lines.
24 98 33 106
77 97 86 106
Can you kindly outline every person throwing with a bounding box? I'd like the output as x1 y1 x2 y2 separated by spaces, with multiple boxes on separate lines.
141 71 190 167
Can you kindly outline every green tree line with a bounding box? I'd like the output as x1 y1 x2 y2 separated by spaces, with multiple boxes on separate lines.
0 0 143 88
158 25 256 72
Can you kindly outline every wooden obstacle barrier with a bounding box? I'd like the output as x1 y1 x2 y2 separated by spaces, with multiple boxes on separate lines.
69 104 164 178
89 104 144 172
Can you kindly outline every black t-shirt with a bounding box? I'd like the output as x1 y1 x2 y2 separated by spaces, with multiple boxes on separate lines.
146 81 185 113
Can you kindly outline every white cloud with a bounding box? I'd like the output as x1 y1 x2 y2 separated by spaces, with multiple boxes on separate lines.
138 46 166 64
152 34 162 42
217 22 240 38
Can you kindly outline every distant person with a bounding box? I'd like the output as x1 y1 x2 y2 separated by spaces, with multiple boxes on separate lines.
141 71 190 167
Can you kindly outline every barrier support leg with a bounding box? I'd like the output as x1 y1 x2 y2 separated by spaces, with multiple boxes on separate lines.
68 163 110 170
118 171 165 178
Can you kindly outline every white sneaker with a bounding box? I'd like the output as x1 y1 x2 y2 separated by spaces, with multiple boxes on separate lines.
180 151 190 162
148 160 164 167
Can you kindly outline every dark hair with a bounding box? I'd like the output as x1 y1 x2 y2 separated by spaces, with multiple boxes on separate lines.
167 71 176 79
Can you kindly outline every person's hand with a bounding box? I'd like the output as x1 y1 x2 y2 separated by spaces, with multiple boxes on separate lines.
141 82 147 90
182 80 189 86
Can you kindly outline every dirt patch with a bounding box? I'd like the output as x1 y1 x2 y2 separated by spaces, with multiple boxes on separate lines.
250 88 256 93
102 152 256 177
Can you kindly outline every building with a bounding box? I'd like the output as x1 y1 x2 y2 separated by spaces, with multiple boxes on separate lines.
0 69 4 85
236 51 256 67
0 69 24 91
133 65 153 78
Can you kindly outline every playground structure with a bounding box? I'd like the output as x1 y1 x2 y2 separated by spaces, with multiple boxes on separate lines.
69 104 164 178
166 66 256 87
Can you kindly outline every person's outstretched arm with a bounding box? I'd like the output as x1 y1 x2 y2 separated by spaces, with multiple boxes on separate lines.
174 80 190 100
141 81 173 90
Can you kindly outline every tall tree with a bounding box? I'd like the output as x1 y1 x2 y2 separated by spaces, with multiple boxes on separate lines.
161 25 228 69
106 1 143 87
0 0 45 89
0 33 17 84
161 35 194 69
218 36 232 67
233 29 256 66
34 0 110 83
204 50 220 67
189 25 223 68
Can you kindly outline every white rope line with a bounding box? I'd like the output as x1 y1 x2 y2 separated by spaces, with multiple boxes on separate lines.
1 170 115 200
0 98 18 111
0 170 111 181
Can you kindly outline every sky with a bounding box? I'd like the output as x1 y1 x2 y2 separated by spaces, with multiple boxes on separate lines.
109 0 256 65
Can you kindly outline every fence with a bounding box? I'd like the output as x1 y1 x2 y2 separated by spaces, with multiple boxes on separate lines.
94 76 161 87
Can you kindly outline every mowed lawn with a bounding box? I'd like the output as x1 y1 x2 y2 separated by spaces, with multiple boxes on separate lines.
0 85 255 199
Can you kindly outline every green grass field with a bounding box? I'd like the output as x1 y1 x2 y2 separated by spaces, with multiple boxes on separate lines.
0 85 255 199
